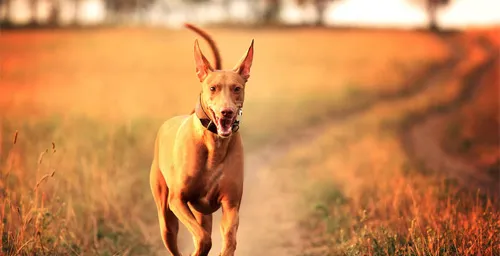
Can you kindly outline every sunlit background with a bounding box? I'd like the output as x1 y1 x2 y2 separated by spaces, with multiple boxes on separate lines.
1 1 499 256
1 0 500 28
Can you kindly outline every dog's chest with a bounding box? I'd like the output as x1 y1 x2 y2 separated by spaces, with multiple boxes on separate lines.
184 163 224 214
197 162 224 194
199 140 228 187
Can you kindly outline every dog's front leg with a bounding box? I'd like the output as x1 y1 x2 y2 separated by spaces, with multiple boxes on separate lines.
168 194 212 256
219 201 240 256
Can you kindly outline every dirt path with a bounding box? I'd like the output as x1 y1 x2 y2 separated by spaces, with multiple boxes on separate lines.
401 36 499 195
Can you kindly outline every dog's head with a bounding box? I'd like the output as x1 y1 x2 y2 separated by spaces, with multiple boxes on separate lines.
193 39 254 137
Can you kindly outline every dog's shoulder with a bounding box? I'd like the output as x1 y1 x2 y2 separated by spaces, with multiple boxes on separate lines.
159 115 190 136
156 115 191 162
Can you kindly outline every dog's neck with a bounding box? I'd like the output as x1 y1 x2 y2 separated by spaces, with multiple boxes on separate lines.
193 100 235 169
203 127 232 170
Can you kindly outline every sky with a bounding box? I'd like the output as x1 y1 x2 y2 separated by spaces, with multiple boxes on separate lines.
1 0 500 29
282 0 500 29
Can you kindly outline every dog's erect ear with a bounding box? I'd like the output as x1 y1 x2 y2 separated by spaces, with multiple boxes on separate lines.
194 39 214 82
233 39 254 82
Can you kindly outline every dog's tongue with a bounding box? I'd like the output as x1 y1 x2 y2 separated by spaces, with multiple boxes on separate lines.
216 118 233 137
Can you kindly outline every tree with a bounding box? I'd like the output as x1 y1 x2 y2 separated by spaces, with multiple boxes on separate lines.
29 0 39 26
262 0 282 24
47 0 61 25
411 0 451 31
104 0 156 13
296 0 333 26
73 0 80 25
1 0 11 24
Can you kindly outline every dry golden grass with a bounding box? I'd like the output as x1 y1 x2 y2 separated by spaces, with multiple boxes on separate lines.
2 26 496 255
281 31 500 256
0 132 66 255
291 127 499 255
0 27 448 118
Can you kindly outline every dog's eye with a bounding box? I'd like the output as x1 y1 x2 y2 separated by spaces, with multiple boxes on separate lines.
234 87 241 93
210 86 216 92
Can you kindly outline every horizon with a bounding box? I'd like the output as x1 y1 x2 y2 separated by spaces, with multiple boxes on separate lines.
1 0 499 29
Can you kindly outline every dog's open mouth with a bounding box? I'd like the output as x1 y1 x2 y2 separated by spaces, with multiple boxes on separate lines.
214 116 234 137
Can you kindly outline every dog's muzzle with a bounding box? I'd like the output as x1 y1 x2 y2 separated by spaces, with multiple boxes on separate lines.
195 99 242 137
213 108 242 137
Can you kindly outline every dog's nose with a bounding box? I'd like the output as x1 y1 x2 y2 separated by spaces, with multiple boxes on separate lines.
220 108 234 117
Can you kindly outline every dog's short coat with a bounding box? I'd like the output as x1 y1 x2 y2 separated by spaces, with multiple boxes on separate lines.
150 24 254 256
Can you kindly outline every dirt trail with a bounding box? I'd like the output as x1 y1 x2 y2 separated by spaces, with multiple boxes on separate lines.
153 33 497 256
401 36 499 195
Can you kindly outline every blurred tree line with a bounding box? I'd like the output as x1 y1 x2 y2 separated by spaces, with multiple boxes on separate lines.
0 0 452 31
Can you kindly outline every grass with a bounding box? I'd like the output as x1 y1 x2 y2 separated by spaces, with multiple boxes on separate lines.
1 134 71 255
291 121 499 256
284 31 500 256
1 117 158 255
0 27 449 150
0 26 481 255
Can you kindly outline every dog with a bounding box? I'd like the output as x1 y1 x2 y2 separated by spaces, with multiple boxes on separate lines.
150 23 254 256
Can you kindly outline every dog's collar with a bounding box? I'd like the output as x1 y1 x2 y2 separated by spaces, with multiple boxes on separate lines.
194 95 242 135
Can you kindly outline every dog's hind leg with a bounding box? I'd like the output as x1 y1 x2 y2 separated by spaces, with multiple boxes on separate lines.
150 165 182 256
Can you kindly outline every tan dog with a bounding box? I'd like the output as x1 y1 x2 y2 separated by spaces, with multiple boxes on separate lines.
150 23 254 256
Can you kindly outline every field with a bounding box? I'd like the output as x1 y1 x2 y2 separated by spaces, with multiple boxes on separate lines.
0 26 498 255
